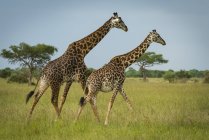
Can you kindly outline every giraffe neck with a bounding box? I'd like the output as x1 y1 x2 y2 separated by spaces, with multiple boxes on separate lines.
111 36 151 69
66 18 112 58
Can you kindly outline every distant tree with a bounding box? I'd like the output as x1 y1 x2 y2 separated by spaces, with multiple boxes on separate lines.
135 52 168 81
175 70 191 79
163 70 175 83
203 71 209 83
0 42 57 85
188 69 204 78
0 67 13 78
125 67 139 77
7 68 29 83
146 70 165 78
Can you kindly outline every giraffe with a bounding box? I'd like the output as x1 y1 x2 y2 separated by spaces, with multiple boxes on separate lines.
76 30 166 125
25 12 128 118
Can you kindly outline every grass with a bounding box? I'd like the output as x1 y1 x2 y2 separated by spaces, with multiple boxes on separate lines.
0 78 209 140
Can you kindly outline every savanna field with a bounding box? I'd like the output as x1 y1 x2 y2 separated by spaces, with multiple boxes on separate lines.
0 78 209 140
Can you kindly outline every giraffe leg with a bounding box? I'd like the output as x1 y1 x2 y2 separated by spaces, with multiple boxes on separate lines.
90 96 100 122
51 85 61 118
119 88 133 111
59 81 73 114
104 90 118 125
28 79 49 119
76 93 92 121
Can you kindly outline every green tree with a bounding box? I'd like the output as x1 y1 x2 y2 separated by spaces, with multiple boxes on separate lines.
125 67 139 77
0 67 13 78
7 68 29 84
175 70 191 79
188 69 204 78
163 70 175 83
135 52 168 81
0 42 57 85
203 71 209 83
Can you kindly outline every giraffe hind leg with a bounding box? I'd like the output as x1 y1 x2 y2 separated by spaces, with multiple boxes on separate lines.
51 84 61 118
28 79 49 119
119 88 133 111
59 81 72 114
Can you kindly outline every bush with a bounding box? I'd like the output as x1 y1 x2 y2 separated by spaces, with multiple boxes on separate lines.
7 68 28 83
0 67 13 78
126 67 139 77
175 70 191 79
163 71 175 83
203 71 209 83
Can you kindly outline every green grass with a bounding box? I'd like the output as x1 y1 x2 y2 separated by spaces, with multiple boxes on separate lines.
0 78 209 140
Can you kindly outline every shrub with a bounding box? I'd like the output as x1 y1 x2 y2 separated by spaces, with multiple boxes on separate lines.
203 71 209 83
7 68 28 83
126 67 139 77
0 67 13 78
163 71 175 83
175 70 191 79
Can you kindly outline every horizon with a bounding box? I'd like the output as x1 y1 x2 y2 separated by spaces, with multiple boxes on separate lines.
1 0 209 71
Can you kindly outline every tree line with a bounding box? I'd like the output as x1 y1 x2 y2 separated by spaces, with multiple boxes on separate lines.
0 42 209 84
125 67 209 83
1 67 209 84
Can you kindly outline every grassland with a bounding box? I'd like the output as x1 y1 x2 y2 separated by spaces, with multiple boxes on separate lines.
0 78 209 140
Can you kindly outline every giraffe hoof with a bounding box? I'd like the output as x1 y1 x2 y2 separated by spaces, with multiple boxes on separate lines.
104 121 108 125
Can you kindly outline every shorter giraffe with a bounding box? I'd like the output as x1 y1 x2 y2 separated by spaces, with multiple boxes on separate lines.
76 30 166 125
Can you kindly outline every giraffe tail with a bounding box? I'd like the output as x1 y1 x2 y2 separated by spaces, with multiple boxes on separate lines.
79 85 88 106
25 78 40 104
79 97 85 106
26 91 35 104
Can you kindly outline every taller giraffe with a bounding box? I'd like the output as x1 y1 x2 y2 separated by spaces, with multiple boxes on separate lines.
76 30 166 125
26 13 128 118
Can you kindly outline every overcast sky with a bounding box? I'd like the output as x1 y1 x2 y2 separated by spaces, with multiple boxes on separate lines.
0 0 209 70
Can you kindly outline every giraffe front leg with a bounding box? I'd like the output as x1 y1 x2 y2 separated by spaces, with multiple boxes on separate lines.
59 81 73 114
90 96 100 122
104 90 118 125
119 88 133 111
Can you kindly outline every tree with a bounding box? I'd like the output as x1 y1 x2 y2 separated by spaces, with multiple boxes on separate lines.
0 42 57 85
125 67 139 77
7 68 29 84
175 70 191 79
188 69 204 78
163 70 175 83
0 67 13 78
135 52 168 81
203 71 209 83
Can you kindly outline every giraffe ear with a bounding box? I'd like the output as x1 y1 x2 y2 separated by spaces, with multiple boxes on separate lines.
113 12 118 17
152 29 156 32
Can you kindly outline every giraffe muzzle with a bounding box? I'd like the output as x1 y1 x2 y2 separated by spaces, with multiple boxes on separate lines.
124 26 128 32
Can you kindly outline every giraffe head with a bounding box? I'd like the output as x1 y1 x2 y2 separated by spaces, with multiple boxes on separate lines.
148 30 166 45
110 12 128 32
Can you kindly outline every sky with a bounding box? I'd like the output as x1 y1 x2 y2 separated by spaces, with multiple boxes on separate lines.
0 0 209 70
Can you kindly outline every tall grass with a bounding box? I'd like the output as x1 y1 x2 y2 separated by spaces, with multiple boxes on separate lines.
0 78 209 140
